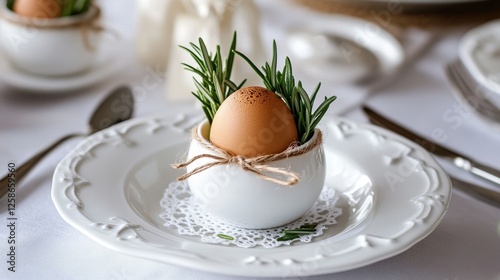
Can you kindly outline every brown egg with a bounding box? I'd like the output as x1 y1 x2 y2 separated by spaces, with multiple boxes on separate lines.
210 86 298 157
13 0 61 18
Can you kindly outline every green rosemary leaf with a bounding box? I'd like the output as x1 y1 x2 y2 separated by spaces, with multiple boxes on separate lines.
57 0 91 16
300 224 318 229
224 78 239 92
310 83 321 107
313 96 337 120
270 41 278 90
191 93 214 122
298 117 307 141
284 57 294 95
236 79 247 90
181 63 208 80
276 224 319 241
263 63 272 81
193 79 216 104
6 0 14 10
300 132 310 145
180 46 206 72
215 46 224 89
60 0 75 17
310 97 337 130
291 87 301 116
212 71 224 104
217 234 235 241
189 42 201 53
73 0 90 14
181 33 244 124
202 107 213 124
225 32 237 83
191 96 210 112
199 39 214 76
312 105 333 127
305 107 312 126
276 234 300 242
297 83 311 113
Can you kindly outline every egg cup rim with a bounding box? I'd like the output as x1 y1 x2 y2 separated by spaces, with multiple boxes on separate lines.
195 119 323 160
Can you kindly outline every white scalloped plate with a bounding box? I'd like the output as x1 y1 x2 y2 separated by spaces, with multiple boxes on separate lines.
51 114 451 277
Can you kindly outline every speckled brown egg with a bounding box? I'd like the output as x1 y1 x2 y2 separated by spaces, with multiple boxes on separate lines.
210 86 298 157
14 0 61 18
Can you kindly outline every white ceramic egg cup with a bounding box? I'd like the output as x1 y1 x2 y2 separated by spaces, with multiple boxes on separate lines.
0 5 104 76
185 120 326 229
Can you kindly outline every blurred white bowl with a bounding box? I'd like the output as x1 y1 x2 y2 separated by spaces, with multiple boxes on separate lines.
0 5 102 76
185 120 326 229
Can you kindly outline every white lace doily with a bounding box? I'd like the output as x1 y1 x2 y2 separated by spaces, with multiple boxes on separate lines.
159 181 342 248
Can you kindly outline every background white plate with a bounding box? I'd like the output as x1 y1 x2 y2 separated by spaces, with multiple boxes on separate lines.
0 33 125 93
51 114 451 277
459 19 500 95
259 0 405 83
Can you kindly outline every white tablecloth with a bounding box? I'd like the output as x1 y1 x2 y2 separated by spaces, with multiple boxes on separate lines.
1 1 499 279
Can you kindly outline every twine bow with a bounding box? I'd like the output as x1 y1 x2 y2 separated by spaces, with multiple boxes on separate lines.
171 127 323 186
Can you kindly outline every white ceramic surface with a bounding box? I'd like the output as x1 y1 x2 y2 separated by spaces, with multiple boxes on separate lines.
51 114 451 277
0 31 124 93
459 19 500 95
0 5 102 76
274 0 405 82
186 120 326 229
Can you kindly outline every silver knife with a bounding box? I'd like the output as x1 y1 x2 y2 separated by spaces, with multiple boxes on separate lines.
363 106 500 187
450 176 500 206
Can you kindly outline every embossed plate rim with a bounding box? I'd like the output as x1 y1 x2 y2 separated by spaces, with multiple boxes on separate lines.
51 114 451 277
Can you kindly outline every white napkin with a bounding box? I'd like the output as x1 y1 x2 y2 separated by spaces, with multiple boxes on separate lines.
331 27 435 116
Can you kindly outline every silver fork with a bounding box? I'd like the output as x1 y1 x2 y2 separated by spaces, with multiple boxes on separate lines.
445 59 500 124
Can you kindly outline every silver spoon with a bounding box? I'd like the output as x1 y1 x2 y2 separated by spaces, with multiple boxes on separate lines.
0 86 134 198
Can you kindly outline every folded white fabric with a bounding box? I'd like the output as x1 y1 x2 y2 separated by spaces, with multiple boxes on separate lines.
459 19 500 95
333 27 435 116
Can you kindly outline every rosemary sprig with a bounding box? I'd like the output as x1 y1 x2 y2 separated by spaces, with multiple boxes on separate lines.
276 224 318 241
6 0 93 16
6 0 14 10
181 32 246 124
60 0 92 16
236 41 337 144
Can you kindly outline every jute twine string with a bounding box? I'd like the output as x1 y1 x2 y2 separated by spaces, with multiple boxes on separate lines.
172 126 323 186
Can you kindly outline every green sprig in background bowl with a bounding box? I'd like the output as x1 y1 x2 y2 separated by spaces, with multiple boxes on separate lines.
6 0 92 17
